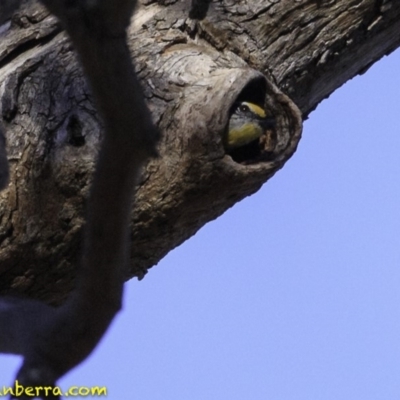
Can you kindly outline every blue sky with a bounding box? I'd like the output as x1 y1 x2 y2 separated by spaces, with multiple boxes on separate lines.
1 48 400 399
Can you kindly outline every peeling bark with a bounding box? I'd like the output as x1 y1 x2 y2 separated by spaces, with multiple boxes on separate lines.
0 0 399 303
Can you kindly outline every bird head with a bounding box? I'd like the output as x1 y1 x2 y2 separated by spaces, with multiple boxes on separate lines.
225 102 275 151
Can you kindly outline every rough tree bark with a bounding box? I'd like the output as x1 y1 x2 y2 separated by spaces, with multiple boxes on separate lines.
0 0 160 395
0 0 399 304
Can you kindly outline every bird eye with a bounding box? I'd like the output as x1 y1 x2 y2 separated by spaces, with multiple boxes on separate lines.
239 104 250 113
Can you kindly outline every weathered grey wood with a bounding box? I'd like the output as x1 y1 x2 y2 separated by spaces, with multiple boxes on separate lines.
0 0 399 303
0 0 161 392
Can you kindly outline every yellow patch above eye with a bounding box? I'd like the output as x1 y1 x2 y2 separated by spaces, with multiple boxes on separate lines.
242 102 266 118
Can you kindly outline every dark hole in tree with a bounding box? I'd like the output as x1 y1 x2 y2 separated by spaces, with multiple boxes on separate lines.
227 77 276 164
67 115 85 147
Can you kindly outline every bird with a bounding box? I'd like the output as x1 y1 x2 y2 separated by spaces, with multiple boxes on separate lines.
225 101 275 151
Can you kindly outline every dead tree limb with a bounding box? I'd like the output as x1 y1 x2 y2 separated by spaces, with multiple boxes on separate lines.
0 0 398 395
0 0 159 396
0 1 398 302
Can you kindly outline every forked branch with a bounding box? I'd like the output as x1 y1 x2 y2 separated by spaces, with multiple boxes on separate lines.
0 0 159 397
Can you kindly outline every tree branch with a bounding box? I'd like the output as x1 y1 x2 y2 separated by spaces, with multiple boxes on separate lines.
0 0 398 353
0 0 159 396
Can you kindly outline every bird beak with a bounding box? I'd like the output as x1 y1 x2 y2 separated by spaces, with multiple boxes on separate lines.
261 116 276 130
